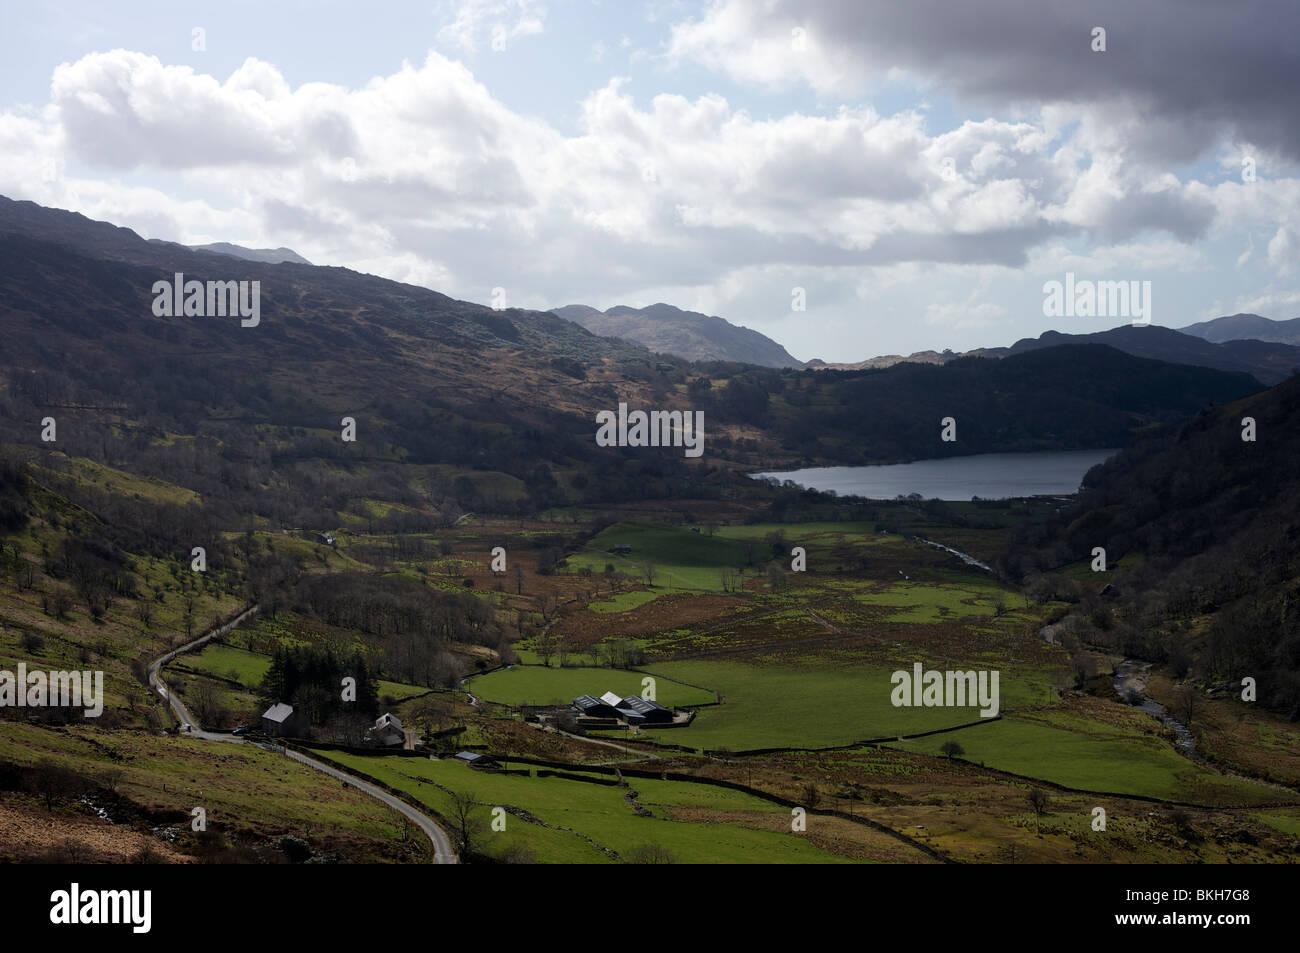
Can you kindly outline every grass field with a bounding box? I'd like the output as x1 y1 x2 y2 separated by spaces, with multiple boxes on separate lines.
466 664 716 708
891 712 1289 805
315 750 865 863
564 523 751 591
623 659 1048 751
175 643 271 687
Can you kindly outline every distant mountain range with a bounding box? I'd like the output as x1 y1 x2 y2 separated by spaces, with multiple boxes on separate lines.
552 303 803 368
1178 312 1300 346
553 299 1300 386
0 193 1273 480
809 324 1300 386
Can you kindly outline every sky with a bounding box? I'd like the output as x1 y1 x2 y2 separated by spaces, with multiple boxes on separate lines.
1 0 1298 362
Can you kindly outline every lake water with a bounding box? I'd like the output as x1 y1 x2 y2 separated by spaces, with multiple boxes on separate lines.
753 448 1119 501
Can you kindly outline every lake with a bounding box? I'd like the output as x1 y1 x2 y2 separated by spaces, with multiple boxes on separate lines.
753 448 1119 501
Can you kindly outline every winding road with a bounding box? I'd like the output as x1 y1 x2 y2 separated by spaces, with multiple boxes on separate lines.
148 607 457 864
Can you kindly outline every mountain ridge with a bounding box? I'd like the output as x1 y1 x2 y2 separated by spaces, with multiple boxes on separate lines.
553 302 804 368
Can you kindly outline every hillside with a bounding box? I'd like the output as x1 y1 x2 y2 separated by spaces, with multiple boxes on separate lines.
744 344 1262 465
1004 373 1300 717
189 242 313 265
1004 325 1300 385
810 324 1300 385
554 302 804 368
1180 313 1300 345
0 195 1267 491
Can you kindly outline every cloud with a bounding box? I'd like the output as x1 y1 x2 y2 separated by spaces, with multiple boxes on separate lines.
1 35 1297 357
436 0 546 53
667 0 1300 164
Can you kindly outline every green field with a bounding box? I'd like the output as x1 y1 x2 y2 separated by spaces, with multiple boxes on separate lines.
892 713 1286 805
175 642 430 703
175 643 271 687
852 577 1012 623
316 750 862 864
466 664 716 708
626 659 1050 751
564 523 752 591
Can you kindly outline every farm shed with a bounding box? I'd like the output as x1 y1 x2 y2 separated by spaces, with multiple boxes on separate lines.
454 751 500 770
261 702 301 737
574 694 622 718
615 695 674 725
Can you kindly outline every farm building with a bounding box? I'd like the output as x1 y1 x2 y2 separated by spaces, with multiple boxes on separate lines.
609 543 632 554
454 751 499 770
615 695 674 725
368 712 406 747
261 702 301 737
573 694 622 718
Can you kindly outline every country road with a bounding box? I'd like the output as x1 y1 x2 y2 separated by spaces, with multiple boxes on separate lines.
148 607 457 864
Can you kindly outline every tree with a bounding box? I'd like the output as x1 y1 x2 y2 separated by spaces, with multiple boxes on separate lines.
537 631 556 667
625 843 675 864
449 790 486 858
1027 788 1049 824
765 562 787 590
939 740 965 759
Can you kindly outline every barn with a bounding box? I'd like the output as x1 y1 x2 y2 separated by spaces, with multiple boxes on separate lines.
573 694 622 718
614 695 674 725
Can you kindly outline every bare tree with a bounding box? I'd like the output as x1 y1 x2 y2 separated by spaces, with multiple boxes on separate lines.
449 790 486 858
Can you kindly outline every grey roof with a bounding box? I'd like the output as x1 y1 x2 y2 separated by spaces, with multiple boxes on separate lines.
262 702 294 722
618 695 669 715
573 695 605 710
455 751 484 762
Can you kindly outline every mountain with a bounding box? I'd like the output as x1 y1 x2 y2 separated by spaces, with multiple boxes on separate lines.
1003 325 1300 385
0 194 718 517
758 345 1262 466
810 324 1300 385
189 242 313 265
553 302 803 368
0 195 1266 488
1003 371 1300 718
1178 312 1300 346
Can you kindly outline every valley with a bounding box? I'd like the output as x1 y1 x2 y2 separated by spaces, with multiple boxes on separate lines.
0 197 1296 868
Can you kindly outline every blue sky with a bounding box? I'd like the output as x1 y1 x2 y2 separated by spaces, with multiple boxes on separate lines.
1 0 1297 361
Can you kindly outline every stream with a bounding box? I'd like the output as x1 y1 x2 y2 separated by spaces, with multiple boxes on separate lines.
923 538 1199 761
1110 659 1198 757
915 538 995 573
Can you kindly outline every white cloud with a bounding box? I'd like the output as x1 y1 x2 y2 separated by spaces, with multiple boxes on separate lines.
1 39 1297 356
436 0 546 53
